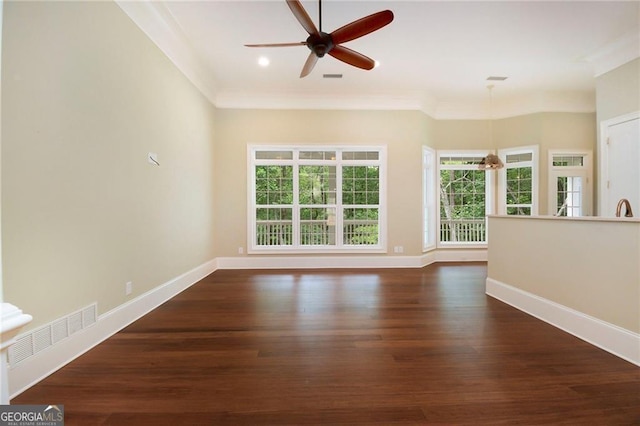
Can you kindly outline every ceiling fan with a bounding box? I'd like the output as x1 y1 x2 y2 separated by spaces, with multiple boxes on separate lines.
245 0 394 78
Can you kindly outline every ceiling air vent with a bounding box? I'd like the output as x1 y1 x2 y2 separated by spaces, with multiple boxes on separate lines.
323 74 343 79
487 76 508 81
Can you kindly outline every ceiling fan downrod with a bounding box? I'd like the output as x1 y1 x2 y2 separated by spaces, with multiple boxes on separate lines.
305 0 333 57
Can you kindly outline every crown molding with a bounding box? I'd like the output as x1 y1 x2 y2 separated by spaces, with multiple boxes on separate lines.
115 1 218 105
214 90 431 112
116 1 596 120
434 91 595 120
215 90 594 119
584 30 640 77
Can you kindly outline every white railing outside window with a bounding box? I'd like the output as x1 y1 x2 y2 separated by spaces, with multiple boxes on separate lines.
439 219 486 243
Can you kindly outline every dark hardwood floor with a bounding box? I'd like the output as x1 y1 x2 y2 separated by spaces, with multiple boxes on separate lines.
13 263 640 425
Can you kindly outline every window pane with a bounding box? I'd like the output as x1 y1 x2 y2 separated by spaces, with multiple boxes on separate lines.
342 166 380 205
255 166 293 205
343 151 379 160
439 169 486 242
506 206 531 215
299 166 336 205
343 208 379 245
556 176 582 217
440 156 483 166
299 151 336 160
553 156 583 167
506 153 532 163
300 207 335 245
255 207 292 246
506 167 532 205
255 150 293 160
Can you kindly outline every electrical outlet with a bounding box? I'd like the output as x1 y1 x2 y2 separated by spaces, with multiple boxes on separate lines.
125 281 133 296
238 247 244 254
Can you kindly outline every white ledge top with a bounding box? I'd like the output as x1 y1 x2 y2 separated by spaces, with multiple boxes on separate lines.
488 215 640 224
0 303 33 350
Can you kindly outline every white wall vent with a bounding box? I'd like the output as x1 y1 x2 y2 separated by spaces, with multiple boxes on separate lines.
8 303 98 368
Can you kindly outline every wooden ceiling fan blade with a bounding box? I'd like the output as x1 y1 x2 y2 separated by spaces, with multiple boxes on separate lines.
328 45 375 70
286 0 319 35
245 42 307 48
300 52 319 78
330 10 394 45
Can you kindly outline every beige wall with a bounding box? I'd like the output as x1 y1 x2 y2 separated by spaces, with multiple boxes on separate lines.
434 113 595 214
2 1 217 329
214 109 595 257
488 216 640 333
432 119 491 150
213 109 433 257
596 58 640 123
0 1 4 301
495 113 596 214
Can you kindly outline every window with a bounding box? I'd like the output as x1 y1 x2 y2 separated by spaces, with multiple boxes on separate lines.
249 146 386 252
498 146 538 216
548 150 592 216
422 147 436 251
438 151 494 245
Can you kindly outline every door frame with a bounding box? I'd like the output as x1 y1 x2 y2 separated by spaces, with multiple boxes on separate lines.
548 150 593 216
599 111 640 216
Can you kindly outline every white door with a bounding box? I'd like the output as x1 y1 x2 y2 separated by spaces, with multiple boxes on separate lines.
551 173 589 216
600 113 640 217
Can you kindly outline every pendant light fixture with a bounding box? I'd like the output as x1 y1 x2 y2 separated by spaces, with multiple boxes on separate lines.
479 84 504 170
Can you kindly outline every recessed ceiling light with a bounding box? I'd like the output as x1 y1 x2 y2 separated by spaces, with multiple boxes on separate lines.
258 56 270 67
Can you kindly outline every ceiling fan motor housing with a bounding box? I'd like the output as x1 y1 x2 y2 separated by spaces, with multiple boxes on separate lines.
306 32 334 57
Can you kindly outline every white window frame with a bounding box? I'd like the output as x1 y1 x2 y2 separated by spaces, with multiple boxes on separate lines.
548 150 593 216
497 145 539 216
437 150 495 248
248 145 387 254
422 146 436 252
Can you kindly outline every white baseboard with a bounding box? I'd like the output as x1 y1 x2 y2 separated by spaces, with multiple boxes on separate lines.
216 255 424 269
216 249 486 269
434 249 487 263
9 259 218 399
486 277 640 366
